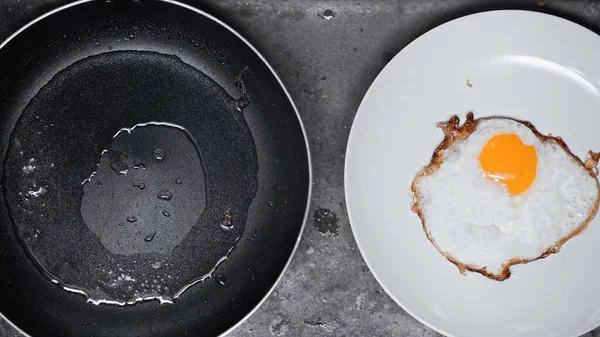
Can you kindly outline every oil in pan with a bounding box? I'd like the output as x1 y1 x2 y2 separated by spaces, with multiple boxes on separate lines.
2 50 258 306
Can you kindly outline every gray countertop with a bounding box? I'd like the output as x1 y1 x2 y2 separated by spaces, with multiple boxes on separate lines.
2 0 600 336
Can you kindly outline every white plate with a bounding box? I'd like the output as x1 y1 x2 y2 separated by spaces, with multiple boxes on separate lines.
345 10 600 337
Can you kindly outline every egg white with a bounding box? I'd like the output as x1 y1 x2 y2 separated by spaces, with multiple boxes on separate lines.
414 118 599 277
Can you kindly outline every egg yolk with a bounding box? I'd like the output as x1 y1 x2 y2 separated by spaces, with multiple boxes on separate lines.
479 134 537 195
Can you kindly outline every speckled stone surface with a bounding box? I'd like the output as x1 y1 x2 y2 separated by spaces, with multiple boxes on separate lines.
3 0 600 336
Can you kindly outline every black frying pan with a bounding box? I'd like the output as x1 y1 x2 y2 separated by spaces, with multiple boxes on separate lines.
0 1 311 336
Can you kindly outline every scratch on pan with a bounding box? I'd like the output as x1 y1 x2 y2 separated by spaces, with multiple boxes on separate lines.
235 66 250 111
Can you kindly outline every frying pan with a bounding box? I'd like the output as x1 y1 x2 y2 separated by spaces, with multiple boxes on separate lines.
0 0 311 336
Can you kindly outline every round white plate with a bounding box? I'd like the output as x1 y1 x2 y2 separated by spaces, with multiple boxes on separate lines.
345 10 600 337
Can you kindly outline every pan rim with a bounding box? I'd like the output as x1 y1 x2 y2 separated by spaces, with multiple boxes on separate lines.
0 1 313 336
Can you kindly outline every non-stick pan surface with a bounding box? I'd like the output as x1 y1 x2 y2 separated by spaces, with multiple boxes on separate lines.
0 1 311 336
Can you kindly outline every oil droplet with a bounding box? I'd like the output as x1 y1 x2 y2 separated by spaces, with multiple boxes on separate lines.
133 181 146 190
108 46 112 50
175 178 182 185
97 181 103 188
221 210 233 230
157 190 172 201
126 215 137 223
22 158 36 174
28 186 47 198
152 148 166 162
162 210 170 217
215 273 226 285
323 9 335 20
144 232 157 242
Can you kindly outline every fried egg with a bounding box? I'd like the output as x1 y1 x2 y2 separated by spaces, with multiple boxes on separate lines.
411 113 600 280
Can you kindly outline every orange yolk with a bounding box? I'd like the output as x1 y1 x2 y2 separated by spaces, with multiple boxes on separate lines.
479 134 537 195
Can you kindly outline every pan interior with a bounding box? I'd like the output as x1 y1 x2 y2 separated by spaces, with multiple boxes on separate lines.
2 50 258 305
